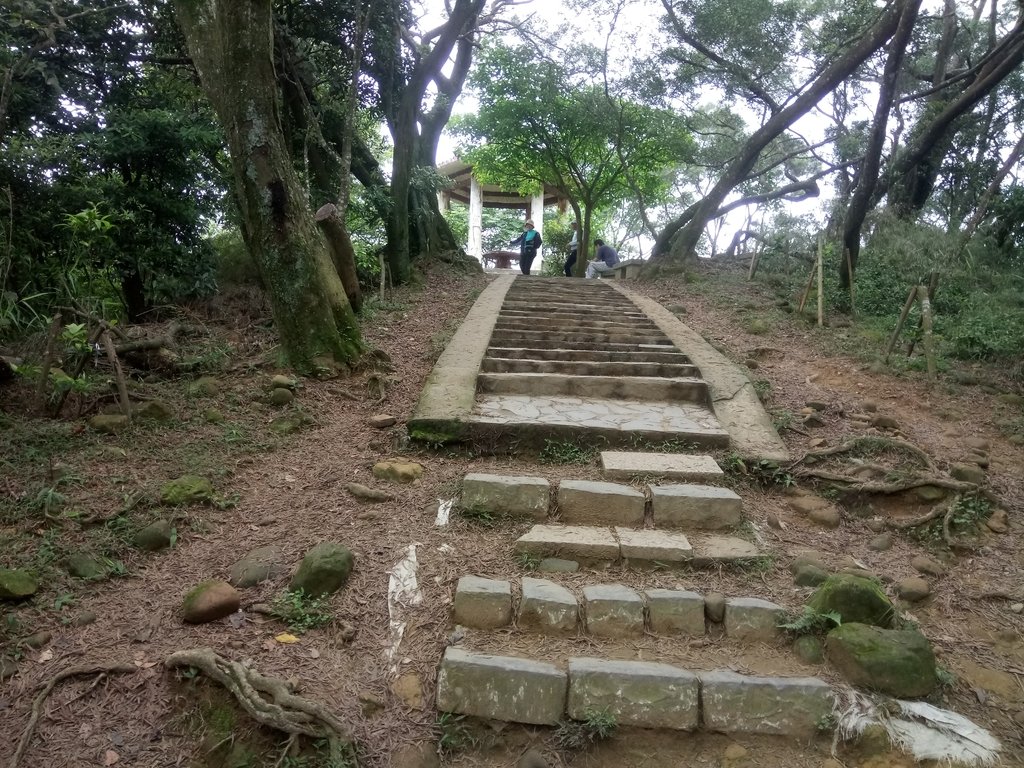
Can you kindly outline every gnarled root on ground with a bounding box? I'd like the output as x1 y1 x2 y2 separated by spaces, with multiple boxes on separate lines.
164 648 354 761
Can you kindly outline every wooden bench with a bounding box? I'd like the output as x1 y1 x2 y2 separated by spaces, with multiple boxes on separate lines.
602 258 645 279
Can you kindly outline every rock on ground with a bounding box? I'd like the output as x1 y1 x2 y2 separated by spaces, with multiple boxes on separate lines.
289 542 355 597
181 580 240 623
825 622 937 697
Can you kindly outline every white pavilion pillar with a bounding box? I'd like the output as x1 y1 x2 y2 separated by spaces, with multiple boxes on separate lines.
530 191 545 242
468 174 483 259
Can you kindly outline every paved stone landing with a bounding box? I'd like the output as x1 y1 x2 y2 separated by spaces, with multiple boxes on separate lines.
437 648 833 736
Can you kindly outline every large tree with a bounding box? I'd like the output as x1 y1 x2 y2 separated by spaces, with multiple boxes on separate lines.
173 0 361 371
457 40 690 272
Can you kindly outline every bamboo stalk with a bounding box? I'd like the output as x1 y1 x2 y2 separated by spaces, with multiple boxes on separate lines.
885 286 918 362
917 285 937 379
100 330 132 417
816 235 824 327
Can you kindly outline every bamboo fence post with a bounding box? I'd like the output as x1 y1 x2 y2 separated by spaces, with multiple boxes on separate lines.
917 285 937 379
100 330 132 417
885 286 918 362
816 235 825 327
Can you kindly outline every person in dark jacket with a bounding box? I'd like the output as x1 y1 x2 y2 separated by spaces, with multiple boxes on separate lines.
563 221 579 277
585 238 620 278
510 219 542 275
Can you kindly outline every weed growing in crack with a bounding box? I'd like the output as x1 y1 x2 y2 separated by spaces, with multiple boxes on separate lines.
779 607 842 636
436 712 477 757
539 439 597 465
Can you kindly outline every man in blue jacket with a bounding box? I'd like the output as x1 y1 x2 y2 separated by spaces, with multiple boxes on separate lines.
585 238 620 278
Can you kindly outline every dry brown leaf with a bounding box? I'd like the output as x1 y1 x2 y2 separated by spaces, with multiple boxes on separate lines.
103 749 120 766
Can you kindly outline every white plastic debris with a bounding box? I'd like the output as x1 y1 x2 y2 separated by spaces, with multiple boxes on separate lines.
834 688 1000 765
385 544 423 673
435 497 455 526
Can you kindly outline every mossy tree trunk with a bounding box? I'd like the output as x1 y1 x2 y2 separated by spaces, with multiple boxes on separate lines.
173 0 361 371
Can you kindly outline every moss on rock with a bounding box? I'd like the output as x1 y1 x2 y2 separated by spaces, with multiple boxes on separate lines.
826 622 937 697
160 476 215 506
808 574 895 628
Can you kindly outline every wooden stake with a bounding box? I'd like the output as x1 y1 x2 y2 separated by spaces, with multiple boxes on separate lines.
747 244 761 280
844 247 856 319
816 235 825 327
100 330 131 417
917 285 937 379
797 262 816 314
885 286 918 362
36 314 62 411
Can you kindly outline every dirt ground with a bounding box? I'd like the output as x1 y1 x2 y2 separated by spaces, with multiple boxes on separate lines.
2 262 1023 768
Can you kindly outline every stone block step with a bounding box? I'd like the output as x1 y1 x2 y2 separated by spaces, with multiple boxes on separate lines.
520 577 579 634
437 648 833 736
487 347 690 364
481 357 700 378
601 451 724 481
436 647 566 725
500 308 648 322
461 473 550 520
514 524 760 566
477 373 709 403
453 576 512 629
489 329 672 346
469 395 730 449
501 300 638 315
557 480 645 526
650 484 743 530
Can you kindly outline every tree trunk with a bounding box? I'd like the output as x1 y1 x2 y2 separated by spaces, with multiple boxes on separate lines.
651 0 908 264
173 0 361 371
886 13 1024 218
120 265 149 323
839 0 922 288
316 204 362 313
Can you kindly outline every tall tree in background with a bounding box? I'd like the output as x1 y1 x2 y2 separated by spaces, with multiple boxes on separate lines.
456 41 690 273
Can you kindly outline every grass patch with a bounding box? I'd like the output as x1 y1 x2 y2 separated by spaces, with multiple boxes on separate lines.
270 589 333 634
539 439 597 465
779 607 842 635
555 710 617 751
436 712 478 757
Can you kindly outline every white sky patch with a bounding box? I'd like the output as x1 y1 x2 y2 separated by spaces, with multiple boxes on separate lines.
385 544 423 673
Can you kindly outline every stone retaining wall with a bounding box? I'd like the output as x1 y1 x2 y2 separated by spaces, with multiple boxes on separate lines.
437 647 833 736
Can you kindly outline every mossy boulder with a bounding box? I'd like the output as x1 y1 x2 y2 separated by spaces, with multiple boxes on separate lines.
229 546 285 588
133 519 173 551
65 553 107 579
289 542 354 597
826 622 938 697
269 387 294 406
808 574 895 628
181 580 240 624
134 399 174 421
89 414 130 434
794 635 824 664
0 569 38 600
270 374 297 390
160 475 214 505
190 377 221 397
372 459 424 484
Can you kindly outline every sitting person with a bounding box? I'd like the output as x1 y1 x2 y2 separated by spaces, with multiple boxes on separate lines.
585 238 620 278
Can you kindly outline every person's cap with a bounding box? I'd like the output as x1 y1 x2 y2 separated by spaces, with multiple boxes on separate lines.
524 219 534 226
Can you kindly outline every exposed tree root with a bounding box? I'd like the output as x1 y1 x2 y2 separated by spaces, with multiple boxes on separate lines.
164 648 354 761
788 435 935 471
793 469 978 495
9 662 136 768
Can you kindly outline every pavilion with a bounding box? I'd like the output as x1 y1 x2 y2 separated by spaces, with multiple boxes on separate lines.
436 159 569 263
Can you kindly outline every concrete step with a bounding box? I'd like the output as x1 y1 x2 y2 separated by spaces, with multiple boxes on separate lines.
650 484 743 530
501 301 638 314
557 480 646 526
481 357 700 378
601 451 725 481
494 318 663 334
489 329 672 346
486 347 690 364
468 394 730 449
436 647 833 736
513 523 760 566
500 307 647 320
478 373 709 403
486 339 678 353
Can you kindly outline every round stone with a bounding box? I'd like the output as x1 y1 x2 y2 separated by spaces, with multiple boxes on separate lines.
898 577 931 602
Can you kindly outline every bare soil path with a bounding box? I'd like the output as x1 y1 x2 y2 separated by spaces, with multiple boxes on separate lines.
2 263 1022 768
